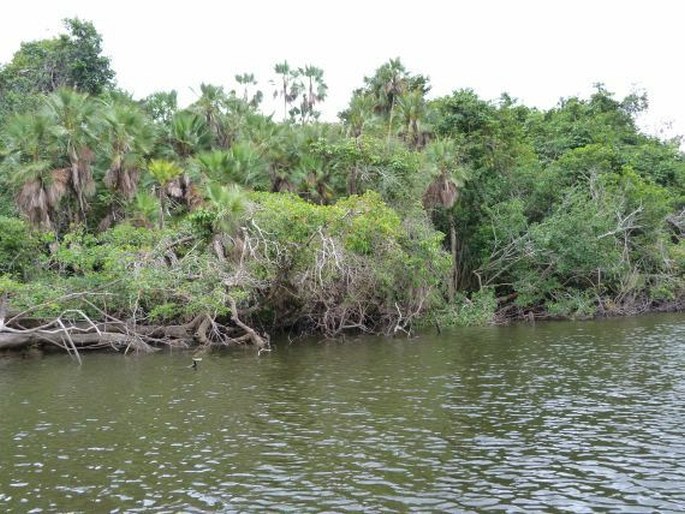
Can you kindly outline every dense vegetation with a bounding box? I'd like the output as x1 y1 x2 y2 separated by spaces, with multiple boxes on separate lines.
1 20 683 353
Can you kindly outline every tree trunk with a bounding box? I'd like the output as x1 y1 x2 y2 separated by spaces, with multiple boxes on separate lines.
158 187 165 230
387 96 396 145
449 216 457 302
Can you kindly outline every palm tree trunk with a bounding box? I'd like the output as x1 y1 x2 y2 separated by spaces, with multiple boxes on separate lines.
449 216 457 302
158 187 165 230
348 165 358 196
387 96 396 145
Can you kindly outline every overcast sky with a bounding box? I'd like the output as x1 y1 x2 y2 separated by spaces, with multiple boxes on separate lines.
1 0 683 140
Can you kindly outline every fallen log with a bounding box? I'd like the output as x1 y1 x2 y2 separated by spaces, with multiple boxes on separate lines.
0 331 132 351
0 291 271 357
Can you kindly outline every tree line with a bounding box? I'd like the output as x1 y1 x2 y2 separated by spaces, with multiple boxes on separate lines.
0 19 683 353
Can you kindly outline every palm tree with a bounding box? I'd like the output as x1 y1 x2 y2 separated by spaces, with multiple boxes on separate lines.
294 152 334 204
1 113 68 230
191 83 229 147
195 149 231 183
205 182 249 261
166 110 211 210
363 58 408 143
340 94 378 195
100 98 155 228
44 88 97 222
298 65 327 123
422 139 468 299
247 119 293 192
272 61 301 122
128 190 159 228
343 94 377 140
397 90 428 149
169 110 211 160
147 159 182 229
234 72 262 108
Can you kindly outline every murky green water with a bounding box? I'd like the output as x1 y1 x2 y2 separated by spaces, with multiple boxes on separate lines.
1 314 684 512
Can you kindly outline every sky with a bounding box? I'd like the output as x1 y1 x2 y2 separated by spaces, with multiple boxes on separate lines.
1 0 684 141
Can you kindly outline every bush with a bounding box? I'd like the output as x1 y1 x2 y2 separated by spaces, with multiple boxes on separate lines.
0 216 46 278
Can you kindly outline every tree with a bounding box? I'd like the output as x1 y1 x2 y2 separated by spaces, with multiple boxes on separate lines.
204 182 249 260
141 90 178 126
0 112 68 230
422 139 468 300
234 72 263 108
190 83 229 147
147 159 182 229
44 88 98 221
355 58 430 144
169 110 211 160
0 18 114 123
272 61 301 122
100 97 155 228
59 18 115 94
340 93 377 140
297 65 327 123
397 89 428 149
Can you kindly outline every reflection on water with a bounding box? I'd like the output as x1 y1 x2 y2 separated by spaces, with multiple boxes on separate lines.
1 314 684 512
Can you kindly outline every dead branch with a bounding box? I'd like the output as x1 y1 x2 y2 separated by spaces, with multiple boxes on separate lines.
228 295 269 349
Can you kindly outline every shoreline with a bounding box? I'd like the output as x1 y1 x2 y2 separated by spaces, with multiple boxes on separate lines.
2 301 683 359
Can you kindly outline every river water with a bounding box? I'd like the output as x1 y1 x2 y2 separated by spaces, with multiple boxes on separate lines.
1 314 684 512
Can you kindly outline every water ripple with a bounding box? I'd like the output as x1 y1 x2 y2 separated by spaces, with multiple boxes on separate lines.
1 314 684 512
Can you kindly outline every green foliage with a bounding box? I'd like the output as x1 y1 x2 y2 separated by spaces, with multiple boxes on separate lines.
140 90 178 126
334 192 402 254
1 43 684 332
147 159 182 186
0 216 46 277
546 290 597 319
246 191 449 330
454 289 498 326
0 18 114 123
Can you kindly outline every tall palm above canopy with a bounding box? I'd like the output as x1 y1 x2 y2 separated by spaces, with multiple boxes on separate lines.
297 65 327 123
234 73 263 108
44 88 98 221
272 61 302 122
360 58 430 144
397 89 429 149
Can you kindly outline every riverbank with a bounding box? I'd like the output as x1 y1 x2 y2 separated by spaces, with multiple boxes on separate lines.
2 287 683 358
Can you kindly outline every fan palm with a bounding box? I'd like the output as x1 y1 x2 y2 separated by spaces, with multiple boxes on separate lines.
422 139 469 299
191 83 229 147
169 110 211 160
44 88 97 221
147 159 182 229
298 65 327 123
99 98 155 228
1 113 68 230
205 182 249 261
397 90 428 149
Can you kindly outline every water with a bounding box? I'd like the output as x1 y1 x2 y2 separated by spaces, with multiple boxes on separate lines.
1 314 684 512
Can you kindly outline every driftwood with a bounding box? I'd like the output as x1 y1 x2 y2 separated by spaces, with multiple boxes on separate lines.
0 292 271 361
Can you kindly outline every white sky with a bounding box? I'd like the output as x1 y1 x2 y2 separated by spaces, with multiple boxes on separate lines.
1 0 683 141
